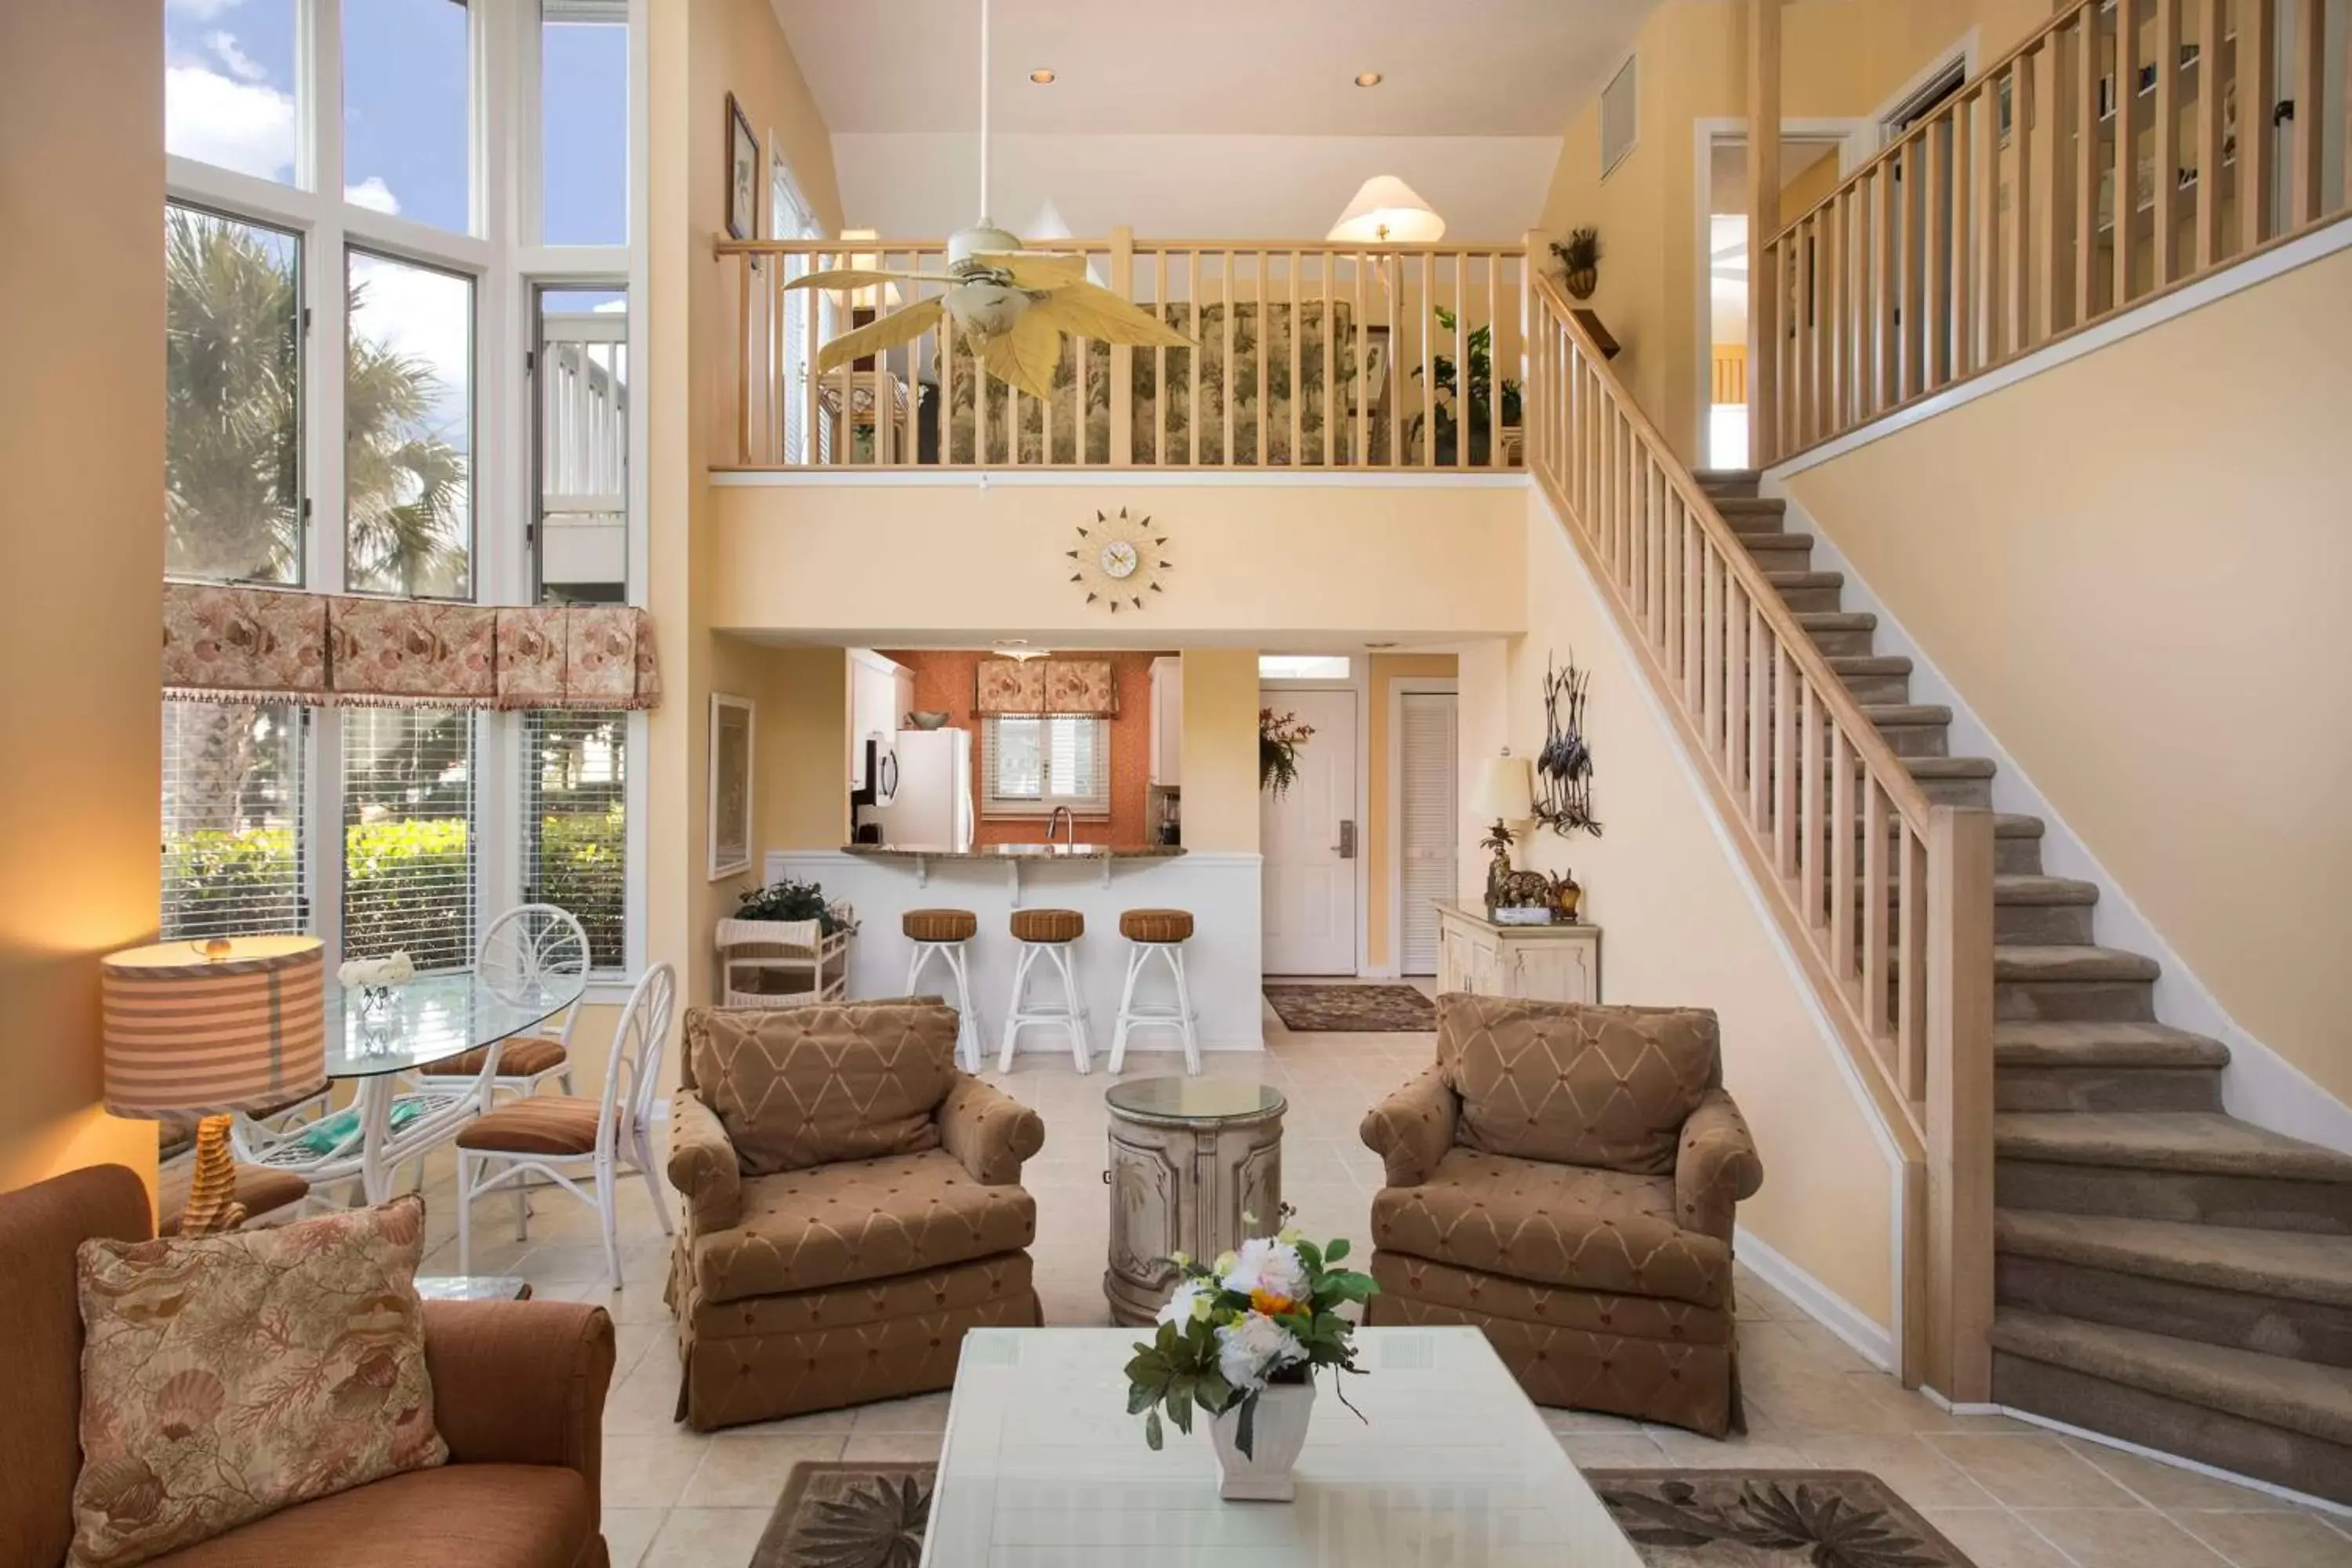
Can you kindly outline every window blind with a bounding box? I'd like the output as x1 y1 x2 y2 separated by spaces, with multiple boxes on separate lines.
342 706 476 971
523 708 627 972
161 700 308 941
982 715 1110 817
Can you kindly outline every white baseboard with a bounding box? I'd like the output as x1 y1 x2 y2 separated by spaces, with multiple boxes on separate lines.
1735 1224 1896 1374
1762 491 2352 1156
1997 1406 2352 1519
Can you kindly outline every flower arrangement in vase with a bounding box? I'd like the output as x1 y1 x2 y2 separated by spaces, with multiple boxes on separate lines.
1123 1228 1377 1501
1259 710 1316 798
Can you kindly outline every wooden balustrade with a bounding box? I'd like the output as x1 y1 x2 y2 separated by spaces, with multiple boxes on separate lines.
713 231 1526 472
1526 260 1996 1399
1758 0 2352 463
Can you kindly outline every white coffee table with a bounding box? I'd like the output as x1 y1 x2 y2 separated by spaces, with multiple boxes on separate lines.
920 1327 1643 1566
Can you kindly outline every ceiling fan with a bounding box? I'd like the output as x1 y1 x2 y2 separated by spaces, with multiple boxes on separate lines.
785 0 1189 402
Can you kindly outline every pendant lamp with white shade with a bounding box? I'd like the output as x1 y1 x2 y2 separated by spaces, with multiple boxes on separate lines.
1326 176 1446 245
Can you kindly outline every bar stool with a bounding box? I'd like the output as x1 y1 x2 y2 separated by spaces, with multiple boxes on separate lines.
1000 908 1090 1073
903 908 982 1071
1109 909 1201 1076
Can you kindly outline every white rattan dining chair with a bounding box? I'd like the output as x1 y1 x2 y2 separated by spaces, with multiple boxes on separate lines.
453 961 676 1290
412 904 590 1102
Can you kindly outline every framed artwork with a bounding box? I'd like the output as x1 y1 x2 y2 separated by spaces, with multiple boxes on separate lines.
709 693 755 879
1357 325 1392 409
725 93 759 241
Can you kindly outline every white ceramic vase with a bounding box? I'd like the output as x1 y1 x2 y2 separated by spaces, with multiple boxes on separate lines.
1209 1381 1316 1501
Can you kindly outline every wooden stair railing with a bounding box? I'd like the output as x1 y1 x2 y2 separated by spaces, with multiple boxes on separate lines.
1523 257 1998 1400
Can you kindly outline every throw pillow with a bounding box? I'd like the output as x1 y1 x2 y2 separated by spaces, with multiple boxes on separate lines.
69 1196 446 1568
1440 995 1721 1174
684 1000 959 1174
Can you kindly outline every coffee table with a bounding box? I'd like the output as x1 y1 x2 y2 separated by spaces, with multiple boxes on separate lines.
920 1326 1642 1566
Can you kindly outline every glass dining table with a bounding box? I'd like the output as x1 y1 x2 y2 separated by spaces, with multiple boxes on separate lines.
244 971 586 1205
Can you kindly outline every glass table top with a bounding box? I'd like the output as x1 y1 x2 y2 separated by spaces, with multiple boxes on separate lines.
324 971 584 1079
1103 1076 1286 1126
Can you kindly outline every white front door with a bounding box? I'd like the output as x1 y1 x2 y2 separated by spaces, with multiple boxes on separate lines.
1261 688 1358 975
1398 691 1458 975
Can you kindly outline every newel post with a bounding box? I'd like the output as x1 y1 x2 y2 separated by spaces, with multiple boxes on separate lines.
1925 804 1996 1403
1109 224 1135 467
1748 0 1781 469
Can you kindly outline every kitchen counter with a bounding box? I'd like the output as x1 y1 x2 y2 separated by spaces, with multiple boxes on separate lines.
844 842 1186 862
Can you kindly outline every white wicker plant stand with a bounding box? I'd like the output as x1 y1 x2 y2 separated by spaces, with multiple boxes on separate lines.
716 916 851 1007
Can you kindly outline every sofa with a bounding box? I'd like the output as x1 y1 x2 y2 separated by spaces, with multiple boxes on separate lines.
1 1163 615 1568
1359 995 1765 1437
663 999 1046 1431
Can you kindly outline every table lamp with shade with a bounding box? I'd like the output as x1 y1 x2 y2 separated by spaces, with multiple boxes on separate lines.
1470 750 1536 912
1326 176 1447 246
100 935 326 1234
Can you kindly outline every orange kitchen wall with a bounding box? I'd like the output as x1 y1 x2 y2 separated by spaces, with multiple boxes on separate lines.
879 651 1175 847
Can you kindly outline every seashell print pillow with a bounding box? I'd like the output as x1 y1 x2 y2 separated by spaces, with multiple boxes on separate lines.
68 1196 446 1568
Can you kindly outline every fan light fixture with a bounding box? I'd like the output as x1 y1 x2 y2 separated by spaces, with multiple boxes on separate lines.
1354 71 1385 87
1326 175 1446 245
1029 67 1056 83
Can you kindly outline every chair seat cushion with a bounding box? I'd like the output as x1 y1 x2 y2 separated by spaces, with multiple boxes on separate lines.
1120 909 1193 943
158 1161 310 1236
1008 908 1083 943
455 1098 608 1157
419 1037 568 1080
1370 1148 1731 1308
691 1149 1037 1305
902 909 978 943
151 1464 593 1568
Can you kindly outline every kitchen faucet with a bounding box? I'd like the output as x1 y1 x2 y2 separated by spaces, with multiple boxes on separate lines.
1045 806 1074 844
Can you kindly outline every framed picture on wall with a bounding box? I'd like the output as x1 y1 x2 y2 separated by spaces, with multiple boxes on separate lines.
725 93 760 241
709 693 755 879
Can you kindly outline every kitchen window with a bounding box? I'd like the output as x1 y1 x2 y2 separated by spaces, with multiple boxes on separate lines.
982 716 1109 818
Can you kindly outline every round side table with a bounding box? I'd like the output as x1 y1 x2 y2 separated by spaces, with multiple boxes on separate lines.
1102 1076 1287 1326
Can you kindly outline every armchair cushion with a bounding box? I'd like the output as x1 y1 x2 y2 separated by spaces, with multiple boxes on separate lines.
665 1090 744 1232
1370 1147 1733 1308
936 1076 1045 1185
684 1001 960 1176
1675 1087 1765 1243
1439 996 1721 1176
420 1300 612 1505
688 1149 1037 1305
150 1465 593 1568
1359 1066 1459 1187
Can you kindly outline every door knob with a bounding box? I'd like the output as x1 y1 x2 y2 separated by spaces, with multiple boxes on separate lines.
1334 819 1358 859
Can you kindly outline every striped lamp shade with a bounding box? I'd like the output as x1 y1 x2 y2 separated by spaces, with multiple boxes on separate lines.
100 935 328 1118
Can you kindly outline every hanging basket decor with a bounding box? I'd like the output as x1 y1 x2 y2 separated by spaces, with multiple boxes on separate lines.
1551 227 1602 301
1535 651 1601 837
1260 709 1316 797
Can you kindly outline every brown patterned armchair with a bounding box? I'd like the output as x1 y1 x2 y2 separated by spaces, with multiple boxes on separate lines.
663 1000 1046 1431
1360 996 1763 1437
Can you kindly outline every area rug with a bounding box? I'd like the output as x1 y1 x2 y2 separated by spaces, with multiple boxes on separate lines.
752 1462 933 1568
1263 982 1436 1033
1585 1469 1976 1566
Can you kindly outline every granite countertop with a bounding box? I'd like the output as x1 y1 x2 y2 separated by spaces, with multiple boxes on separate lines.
844 843 1188 862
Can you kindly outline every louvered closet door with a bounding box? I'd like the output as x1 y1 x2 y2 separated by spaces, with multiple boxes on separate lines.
1399 692 1458 976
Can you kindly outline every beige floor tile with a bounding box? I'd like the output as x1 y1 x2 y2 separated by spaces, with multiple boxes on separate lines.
677 1433 846 1507
602 1355 688 1436
1541 1406 1649 1435
2061 1439 2296 1511
841 1430 949 1463
708 1406 859 1439
1795 1435 1995 1510
599 1430 712 1510
1915 1508 2078 1567
600 1507 666 1568
2016 1508 2233 1566
1646 1429 1816 1468
2168 1509 2352 1567
848 1392 952 1435
1557 1434 1670 1468
1926 1433 2143 1508
639 1507 774 1568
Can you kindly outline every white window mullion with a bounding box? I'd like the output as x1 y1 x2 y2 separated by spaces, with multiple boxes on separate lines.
300 0 342 201
311 708 346 971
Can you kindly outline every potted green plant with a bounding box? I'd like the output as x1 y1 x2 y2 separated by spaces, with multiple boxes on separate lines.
1259 709 1316 797
1410 306 1523 466
1552 227 1602 299
736 877 857 935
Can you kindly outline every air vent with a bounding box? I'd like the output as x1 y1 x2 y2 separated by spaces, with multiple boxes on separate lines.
1601 53 1639 180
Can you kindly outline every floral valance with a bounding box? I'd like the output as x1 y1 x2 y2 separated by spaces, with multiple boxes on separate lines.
973 657 1116 717
162 583 662 711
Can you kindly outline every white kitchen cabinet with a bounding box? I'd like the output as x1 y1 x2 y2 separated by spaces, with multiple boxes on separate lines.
848 648 906 791
1149 655 1183 788
1434 900 1600 1004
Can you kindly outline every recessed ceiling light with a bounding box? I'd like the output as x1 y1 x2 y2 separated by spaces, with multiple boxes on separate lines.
1029 67 1056 84
1354 71 1384 88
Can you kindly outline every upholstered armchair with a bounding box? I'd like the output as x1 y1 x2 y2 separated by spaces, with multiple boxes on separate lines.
1359 995 1764 1437
664 999 1046 1432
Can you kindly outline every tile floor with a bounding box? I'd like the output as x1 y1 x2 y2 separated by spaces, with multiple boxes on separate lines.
408 996 2352 1568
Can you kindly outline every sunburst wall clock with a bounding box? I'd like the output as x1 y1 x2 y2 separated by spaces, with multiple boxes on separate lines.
1067 508 1170 613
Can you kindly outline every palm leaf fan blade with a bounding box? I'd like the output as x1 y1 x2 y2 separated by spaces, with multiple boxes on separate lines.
811 296 945 378
976 251 1091 288
979 311 1064 400
1031 279 1196 349
781 267 957 293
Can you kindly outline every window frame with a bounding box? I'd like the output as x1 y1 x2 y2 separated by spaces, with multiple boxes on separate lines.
981 714 1113 820
162 0 649 991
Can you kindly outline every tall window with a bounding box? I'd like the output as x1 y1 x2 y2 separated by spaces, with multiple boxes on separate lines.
542 1 629 245
347 250 474 598
983 716 1110 818
524 710 626 971
343 0 473 232
772 156 822 464
162 704 308 941
343 708 476 970
535 288 628 604
164 0 299 185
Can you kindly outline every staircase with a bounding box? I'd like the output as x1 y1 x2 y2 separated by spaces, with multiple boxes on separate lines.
1698 470 2352 1506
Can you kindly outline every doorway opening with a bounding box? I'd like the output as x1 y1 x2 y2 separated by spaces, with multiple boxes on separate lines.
1261 682 1359 977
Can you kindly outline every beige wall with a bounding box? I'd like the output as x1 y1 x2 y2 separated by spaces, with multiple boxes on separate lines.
756 645 851 854
1364 653 1461 974
1180 651 1263 855
709 485 1527 641
0 1 165 1200
1483 489 1899 1327
1787 245 2352 1107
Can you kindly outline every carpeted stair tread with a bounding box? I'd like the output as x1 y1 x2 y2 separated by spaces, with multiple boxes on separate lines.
1997 1210 2352 1307
1994 1020 2229 1069
1856 812 2044 839
1991 875 2100 906
1995 1112 2352 1181
1860 703 1954 727
1797 610 1877 632
1904 756 1998 780
1991 1308 2352 1445
1995 945 2160 982
1828 655 1915 676
1765 569 1845 589
1711 495 1783 517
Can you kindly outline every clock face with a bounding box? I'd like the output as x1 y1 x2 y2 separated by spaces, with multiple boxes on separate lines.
1067 508 1169 612
1099 539 1140 579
